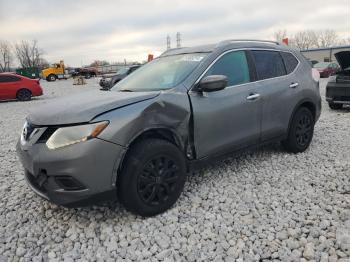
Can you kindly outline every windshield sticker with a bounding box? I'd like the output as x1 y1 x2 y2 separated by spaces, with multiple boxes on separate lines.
179 55 205 62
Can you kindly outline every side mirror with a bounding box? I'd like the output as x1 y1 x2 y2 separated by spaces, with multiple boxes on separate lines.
197 75 228 92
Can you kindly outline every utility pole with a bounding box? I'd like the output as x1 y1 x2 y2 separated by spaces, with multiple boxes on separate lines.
166 35 171 50
176 32 181 48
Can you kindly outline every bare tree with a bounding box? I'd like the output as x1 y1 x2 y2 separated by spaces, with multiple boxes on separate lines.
37 58 50 70
316 29 338 48
273 29 287 42
291 30 318 50
338 37 350 45
0 40 13 72
14 40 44 68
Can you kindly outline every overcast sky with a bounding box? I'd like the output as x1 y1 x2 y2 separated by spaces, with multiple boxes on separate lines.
1 0 350 66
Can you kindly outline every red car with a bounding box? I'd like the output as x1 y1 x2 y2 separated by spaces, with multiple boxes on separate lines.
0 73 43 101
313 62 340 78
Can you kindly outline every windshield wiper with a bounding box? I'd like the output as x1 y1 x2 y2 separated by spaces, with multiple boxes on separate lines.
119 89 133 92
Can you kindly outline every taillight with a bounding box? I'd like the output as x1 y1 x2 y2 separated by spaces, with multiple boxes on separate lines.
312 68 320 82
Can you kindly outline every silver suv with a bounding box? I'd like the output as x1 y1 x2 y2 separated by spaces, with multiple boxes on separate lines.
17 40 321 216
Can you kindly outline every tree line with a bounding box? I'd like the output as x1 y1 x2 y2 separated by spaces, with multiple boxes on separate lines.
274 29 350 50
0 40 48 72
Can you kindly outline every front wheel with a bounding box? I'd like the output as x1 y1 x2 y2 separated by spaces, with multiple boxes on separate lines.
329 102 343 110
282 107 314 153
118 139 187 217
47 74 56 82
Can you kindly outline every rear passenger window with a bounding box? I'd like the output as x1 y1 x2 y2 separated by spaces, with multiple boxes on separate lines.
252 50 286 80
204 51 250 86
281 52 299 74
0 75 20 82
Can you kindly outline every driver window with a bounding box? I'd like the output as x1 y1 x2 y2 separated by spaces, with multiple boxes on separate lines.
204 51 250 87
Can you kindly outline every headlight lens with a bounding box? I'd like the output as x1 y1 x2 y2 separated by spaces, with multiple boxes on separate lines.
46 121 109 150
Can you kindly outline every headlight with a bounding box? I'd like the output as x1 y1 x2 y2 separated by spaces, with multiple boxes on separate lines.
46 121 109 150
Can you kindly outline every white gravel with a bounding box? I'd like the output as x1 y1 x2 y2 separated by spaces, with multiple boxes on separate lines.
0 78 349 261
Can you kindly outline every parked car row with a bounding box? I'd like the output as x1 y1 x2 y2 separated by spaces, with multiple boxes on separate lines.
0 64 143 101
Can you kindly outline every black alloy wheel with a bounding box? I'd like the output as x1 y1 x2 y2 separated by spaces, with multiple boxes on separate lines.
16 89 32 101
118 139 186 217
295 114 312 147
137 156 180 206
282 107 314 153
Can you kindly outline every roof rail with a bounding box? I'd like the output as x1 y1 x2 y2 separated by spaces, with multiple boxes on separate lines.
217 39 280 47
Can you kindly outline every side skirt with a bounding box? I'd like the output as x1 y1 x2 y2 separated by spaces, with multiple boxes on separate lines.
188 135 286 172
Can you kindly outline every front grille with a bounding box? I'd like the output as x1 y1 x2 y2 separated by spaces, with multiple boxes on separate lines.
37 127 57 143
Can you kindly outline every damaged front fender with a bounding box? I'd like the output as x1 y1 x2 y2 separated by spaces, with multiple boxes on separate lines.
93 87 192 153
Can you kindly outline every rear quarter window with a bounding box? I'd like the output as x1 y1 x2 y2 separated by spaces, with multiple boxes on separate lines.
252 50 286 80
281 52 299 74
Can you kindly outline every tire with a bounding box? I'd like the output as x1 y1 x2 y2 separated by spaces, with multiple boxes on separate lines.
84 73 91 79
16 89 32 101
329 102 343 110
118 139 187 217
47 74 56 82
282 107 314 153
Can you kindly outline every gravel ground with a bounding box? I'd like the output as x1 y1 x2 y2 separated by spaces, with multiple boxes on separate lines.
0 78 349 262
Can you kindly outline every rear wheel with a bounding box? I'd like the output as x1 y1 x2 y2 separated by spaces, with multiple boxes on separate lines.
118 139 186 217
16 89 32 101
282 107 314 153
329 102 343 110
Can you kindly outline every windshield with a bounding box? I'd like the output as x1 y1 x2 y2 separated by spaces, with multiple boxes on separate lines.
112 53 208 92
314 62 330 69
117 67 129 74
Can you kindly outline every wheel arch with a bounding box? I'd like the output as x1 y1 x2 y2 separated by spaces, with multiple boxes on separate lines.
114 127 186 185
287 99 316 133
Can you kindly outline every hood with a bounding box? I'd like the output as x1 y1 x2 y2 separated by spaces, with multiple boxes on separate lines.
334 51 350 70
28 90 160 126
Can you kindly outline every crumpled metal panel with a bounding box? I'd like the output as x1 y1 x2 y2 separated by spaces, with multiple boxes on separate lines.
94 86 191 151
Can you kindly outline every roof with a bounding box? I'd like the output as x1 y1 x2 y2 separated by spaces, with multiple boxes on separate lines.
160 40 289 57
301 45 350 52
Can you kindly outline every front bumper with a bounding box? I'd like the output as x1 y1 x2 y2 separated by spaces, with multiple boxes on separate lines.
326 82 350 104
16 137 126 207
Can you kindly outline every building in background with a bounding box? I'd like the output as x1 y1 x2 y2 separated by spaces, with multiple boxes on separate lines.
301 45 350 64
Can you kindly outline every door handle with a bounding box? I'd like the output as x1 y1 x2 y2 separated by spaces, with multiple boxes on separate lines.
246 93 260 101
290 82 299 88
